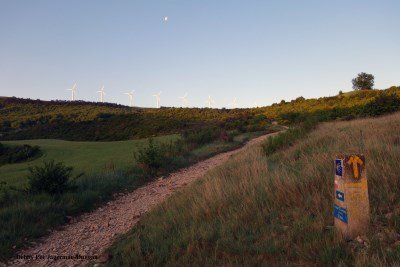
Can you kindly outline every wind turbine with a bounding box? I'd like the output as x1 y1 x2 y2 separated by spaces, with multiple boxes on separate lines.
230 98 238 109
124 90 135 107
97 85 106 103
206 95 214 108
179 93 188 107
67 83 77 101
152 91 161 108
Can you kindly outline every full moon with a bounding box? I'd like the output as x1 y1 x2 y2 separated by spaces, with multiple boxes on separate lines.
164 16 168 22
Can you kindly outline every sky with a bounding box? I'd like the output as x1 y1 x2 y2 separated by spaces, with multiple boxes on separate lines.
0 0 399 108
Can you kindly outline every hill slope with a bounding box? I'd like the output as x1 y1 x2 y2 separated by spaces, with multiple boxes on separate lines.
1 86 399 141
0 98 269 141
107 112 400 266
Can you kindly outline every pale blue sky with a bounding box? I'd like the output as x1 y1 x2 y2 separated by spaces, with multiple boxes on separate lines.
0 0 399 108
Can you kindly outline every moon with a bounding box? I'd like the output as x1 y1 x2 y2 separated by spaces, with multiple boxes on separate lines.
164 16 168 22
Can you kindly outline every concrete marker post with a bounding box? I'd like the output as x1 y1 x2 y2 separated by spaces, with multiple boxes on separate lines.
334 154 370 240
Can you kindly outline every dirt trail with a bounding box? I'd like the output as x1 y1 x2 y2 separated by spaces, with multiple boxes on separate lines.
7 132 280 267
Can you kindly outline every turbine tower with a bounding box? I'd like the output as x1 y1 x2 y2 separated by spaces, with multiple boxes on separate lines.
97 85 106 103
124 90 135 107
152 91 161 108
206 95 214 108
67 83 77 101
230 98 238 109
179 93 188 107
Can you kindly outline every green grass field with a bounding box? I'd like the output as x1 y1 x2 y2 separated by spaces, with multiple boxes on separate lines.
0 135 178 188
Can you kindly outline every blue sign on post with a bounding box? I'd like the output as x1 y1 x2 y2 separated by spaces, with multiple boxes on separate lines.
336 190 345 202
335 159 343 177
334 204 348 224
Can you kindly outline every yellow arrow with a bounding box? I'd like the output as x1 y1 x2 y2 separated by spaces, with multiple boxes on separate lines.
347 155 363 179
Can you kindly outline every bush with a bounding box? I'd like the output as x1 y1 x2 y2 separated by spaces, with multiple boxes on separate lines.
0 181 10 208
7 145 40 163
182 127 221 146
27 160 77 195
363 93 400 116
0 143 41 165
219 130 234 142
134 139 164 174
134 139 183 176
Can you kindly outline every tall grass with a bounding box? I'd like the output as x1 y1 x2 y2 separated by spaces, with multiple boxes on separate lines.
0 130 268 262
262 118 317 155
107 112 400 266
0 170 146 262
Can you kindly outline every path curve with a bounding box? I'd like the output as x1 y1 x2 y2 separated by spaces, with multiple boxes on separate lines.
7 131 280 267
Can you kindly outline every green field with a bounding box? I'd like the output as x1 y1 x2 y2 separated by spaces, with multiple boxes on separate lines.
0 135 178 188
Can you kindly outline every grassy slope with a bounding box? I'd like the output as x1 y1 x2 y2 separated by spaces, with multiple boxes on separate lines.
107 112 400 266
0 131 270 262
0 135 178 188
260 86 400 120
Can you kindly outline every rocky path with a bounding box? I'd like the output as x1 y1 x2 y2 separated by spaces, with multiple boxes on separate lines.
6 132 279 267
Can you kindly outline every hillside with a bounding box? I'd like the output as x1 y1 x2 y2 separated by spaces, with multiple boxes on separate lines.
0 98 269 141
107 112 400 266
258 86 400 123
1 86 399 141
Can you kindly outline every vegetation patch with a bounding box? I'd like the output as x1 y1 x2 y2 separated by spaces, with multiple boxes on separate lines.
0 128 272 262
27 160 81 195
134 127 259 177
0 97 272 141
1 86 399 141
0 143 41 166
106 112 400 266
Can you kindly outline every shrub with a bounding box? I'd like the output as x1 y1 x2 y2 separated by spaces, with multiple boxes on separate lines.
27 160 77 195
134 139 182 176
363 93 400 116
134 127 236 177
0 143 41 165
182 127 221 146
7 145 40 163
219 130 233 142
0 143 5 154
0 181 10 208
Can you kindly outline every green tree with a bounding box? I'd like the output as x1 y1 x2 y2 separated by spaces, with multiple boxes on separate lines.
352 72 374 90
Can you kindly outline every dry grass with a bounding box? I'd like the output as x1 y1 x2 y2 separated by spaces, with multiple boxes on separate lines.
107 112 400 266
